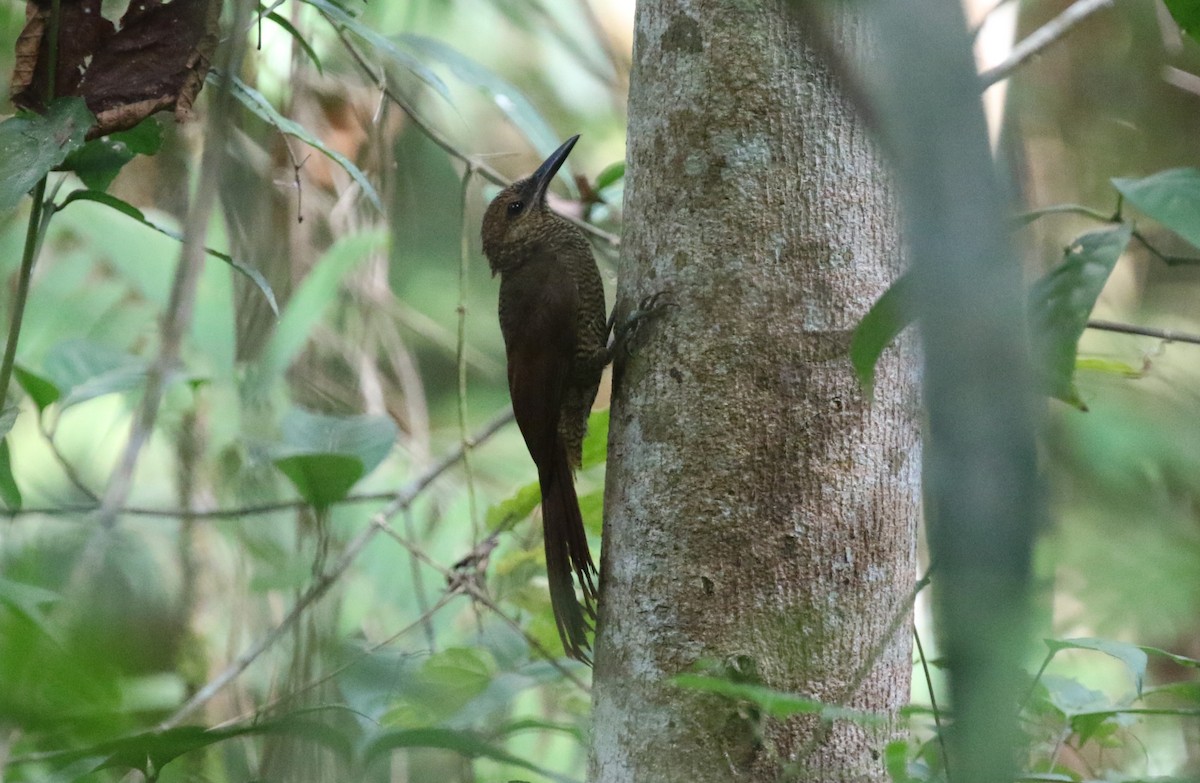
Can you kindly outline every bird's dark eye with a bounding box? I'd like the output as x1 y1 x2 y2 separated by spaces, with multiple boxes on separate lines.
507 200 525 216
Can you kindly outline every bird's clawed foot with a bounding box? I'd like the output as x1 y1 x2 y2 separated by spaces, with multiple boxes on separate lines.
615 290 673 356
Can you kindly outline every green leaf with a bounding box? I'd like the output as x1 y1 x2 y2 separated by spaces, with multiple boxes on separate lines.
254 231 385 388
60 117 163 192
1163 0 1200 43
274 453 365 510
1075 357 1143 378
226 74 383 213
0 97 94 212
580 408 609 469
1046 637 1147 698
57 189 279 314
0 438 21 510
486 481 542 531
884 739 912 783
0 576 60 633
672 674 885 723
363 727 571 783
578 487 604 535
13 365 61 412
302 0 450 104
397 35 570 183
594 161 626 191
42 338 148 409
1029 225 1132 409
279 407 397 475
850 272 915 398
1139 645 1200 669
267 11 324 73
1112 168 1200 251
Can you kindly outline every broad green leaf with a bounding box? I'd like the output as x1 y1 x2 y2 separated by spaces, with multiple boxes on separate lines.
1139 645 1200 669
267 11 324 73
0 97 94 212
850 272 915 398
397 35 570 183
580 408 609 469
0 406 16 439
1029 225 1132 409
1046 637 1148 697
1112 168 1200 251
61 117 163 192
883 740 912 783
578 488 604 535
302 0 450 103
254 231 385 387
13 365 61 411
279 407 397 475
363 727 571 783
42 338 147 409
57 189 278 314
673 673 884 723
486 481 541 531
0 438 20 511
226 74 383 212
594 161 626 191
274 453 364 510
1039 674 1111 716
0 576 59 637
418 647 495 715
1164 0 1200 43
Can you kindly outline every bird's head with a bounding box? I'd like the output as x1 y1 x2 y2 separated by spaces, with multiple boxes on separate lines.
481 135 579 275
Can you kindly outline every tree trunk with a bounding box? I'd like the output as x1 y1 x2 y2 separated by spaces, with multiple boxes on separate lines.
590 2 919 781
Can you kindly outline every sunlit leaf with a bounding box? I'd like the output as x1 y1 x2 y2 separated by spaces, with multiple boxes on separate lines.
1163 0 1200 45
57 189 278 314
1112 168 1200 251
0 438 21 511
279 407 398 475
225 73 383 213
1139 645 1200 670
302 0 450 103
1075 357 1143 378
0 97 93 212
672 673 884 723
61 116 163 192
1047 637 1148 697
13 365 61 412
1039 674 1111 717
1029 225 1132 409
580 408 609 469
267 11 324 73
397 35 570 182
254 231 385 388
486 481 541 531
274 453 364 510
850 272 915 398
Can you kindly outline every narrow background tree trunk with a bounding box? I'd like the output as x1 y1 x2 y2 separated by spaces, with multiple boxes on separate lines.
590 2 920 780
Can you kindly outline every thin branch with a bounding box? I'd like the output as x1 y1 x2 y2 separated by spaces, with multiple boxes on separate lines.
914 622 950 777
97 4 251 526
332 26 620 248
157 407 514 729
37 417 98 502
456 166 480 545
1086 319 1200 347
979 0 1114 87
1130 229 1200 267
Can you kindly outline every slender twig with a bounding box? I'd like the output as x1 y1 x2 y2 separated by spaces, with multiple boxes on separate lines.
914 622 950 777
456 166 480 545
1130 229 1200 267
402 507 438 651
156 407 514 728
332 26 620 248
0 180 48 410
37 417 98 502
979 0 1115 87
97 4 251 526
1086 319 1200 347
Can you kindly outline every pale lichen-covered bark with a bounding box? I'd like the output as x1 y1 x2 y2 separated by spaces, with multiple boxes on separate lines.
590 2 919 781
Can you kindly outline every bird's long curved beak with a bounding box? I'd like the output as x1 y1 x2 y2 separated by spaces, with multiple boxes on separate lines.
530 135 579 206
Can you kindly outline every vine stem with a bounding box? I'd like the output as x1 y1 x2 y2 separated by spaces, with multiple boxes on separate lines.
0 181 47 408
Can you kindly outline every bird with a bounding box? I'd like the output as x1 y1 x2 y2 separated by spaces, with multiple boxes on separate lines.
482 135 665 662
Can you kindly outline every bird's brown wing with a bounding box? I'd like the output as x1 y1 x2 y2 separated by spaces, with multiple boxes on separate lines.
505 271 598 661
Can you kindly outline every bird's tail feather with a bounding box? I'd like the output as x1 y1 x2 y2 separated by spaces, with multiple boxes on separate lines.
541 446 598 663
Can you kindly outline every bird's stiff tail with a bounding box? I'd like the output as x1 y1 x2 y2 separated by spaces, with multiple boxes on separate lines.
540 445 598 663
